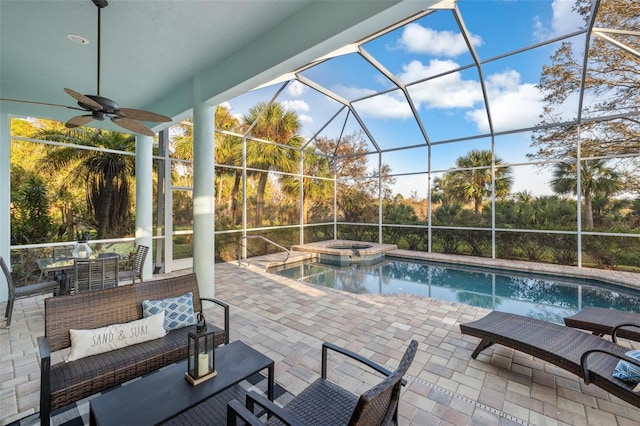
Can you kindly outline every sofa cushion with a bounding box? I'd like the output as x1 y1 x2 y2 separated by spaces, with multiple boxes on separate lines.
67 312 166 362
142 291 196 331
51 326 191 409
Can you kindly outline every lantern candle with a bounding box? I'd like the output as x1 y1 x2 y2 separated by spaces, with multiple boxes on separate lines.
198 353 209 377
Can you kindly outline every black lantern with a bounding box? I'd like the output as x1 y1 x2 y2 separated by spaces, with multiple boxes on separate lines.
185 313 217 385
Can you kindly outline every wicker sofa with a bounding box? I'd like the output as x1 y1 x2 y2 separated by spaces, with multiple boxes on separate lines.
37 273 229 426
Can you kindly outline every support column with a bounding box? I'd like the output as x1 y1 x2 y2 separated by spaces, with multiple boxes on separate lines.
192 79 216 299
0 113 9 302
136 135 154 280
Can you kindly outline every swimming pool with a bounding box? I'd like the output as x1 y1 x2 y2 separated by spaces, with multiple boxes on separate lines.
269 257 640 324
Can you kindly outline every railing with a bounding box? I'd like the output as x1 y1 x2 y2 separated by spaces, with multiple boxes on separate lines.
237 235 290 266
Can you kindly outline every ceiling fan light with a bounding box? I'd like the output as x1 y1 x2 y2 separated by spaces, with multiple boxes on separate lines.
67 34 90 45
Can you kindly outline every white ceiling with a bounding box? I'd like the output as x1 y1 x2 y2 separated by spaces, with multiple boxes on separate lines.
0 0 436 133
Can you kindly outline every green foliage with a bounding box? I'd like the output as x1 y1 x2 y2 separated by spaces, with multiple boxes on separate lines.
383 202 418 224
438 149 513 216
11 174 54 244
34 126 136 239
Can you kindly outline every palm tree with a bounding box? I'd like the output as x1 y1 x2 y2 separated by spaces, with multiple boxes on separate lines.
172 107 242 225
36 127 136 239
213 108 242 226
242 102 302 227
280 148 334 224
447 149 513 216
550 159 621 229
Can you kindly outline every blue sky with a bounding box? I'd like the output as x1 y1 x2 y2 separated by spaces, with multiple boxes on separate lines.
223 0 586 197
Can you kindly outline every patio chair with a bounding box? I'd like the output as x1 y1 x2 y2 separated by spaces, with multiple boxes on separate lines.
73 257 119 293
118 244 149 284
2 256 60 326
460 311 640 408
564 306 640 342
228 339 418 425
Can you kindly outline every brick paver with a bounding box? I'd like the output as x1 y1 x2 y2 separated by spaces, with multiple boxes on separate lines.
2 258 640 425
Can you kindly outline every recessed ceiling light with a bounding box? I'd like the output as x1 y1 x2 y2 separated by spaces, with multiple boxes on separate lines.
67 34 90 45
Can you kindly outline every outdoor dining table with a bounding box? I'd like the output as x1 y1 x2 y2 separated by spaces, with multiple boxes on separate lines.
37 254 127 295
37 257 76 295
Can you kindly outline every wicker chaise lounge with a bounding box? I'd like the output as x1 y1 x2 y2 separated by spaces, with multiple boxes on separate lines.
564 306 640 342
460 311 640 408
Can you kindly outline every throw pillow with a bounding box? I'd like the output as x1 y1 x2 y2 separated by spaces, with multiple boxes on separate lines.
613 349 640 382
142 291 197 331
67 311 166 362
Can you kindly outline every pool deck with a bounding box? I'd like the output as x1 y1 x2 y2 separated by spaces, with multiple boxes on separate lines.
3 254 640 425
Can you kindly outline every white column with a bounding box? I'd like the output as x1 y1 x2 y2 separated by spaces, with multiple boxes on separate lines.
0 113 9 302
136 135 153 280
192 79 216 299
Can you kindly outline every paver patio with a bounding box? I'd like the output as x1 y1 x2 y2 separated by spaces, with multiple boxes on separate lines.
2 256 640 425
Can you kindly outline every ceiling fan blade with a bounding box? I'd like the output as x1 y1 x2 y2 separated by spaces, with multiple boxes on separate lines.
0 97 85 111
112 117 156 136
65 115 94 128
117 108 171 123
64 88 103 110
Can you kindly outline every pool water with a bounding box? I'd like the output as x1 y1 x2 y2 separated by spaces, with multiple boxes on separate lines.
269 258 640 324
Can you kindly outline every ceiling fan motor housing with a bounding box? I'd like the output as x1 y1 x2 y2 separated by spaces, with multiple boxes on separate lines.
80 95 119 115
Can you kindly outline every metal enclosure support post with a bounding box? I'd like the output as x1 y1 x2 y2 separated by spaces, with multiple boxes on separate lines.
576 124 582 267
378 152 383 244
300 151 304 244
163 131 173 273
491 136 496 259
427 144 432 253
333 168 338 240
241 136 248 260
155 130 167 274
0 113 10 302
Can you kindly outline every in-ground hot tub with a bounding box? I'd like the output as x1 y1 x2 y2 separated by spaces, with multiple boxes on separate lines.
291 240 397 266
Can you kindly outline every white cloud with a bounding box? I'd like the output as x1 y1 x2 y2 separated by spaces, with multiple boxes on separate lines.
466 69 543 133
282 99 310 112
330 63 545 132
400 58 461 81
511 166 555 196
330 84 376 100
401 59 483 109
398 23 482 57
353 92 413 119
298 114 313 123
534 0 584 41
286 80 307 97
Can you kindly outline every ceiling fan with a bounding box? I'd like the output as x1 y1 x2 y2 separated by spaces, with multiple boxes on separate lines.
62 0 171 136
1 0 171 136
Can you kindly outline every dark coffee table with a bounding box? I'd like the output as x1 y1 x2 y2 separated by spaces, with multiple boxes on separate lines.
89 340 274 426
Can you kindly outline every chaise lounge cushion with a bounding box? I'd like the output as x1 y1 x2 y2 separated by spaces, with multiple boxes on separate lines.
613 349 640 382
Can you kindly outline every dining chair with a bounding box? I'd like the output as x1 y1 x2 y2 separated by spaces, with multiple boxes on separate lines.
73 257 119 293
118 245 149 284
2 256 60 326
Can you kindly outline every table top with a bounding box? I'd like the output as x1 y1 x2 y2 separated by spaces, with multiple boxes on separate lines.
37 257 74 272
38 255 127 272
89 340 274 426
